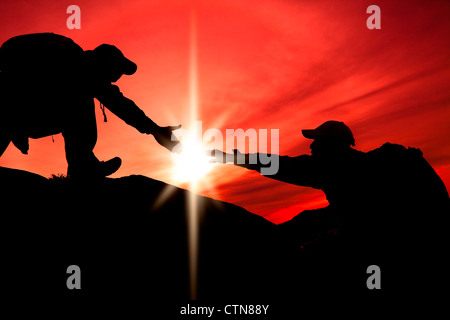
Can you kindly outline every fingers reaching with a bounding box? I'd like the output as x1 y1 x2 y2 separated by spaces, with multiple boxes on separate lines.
206 149 234 164
168 124 182 132
153 125 182 152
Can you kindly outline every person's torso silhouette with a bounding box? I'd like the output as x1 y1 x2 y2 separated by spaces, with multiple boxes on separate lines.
0 33 180 180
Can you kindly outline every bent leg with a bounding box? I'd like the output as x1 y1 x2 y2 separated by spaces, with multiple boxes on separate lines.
11 136 29 155
62 98 99 178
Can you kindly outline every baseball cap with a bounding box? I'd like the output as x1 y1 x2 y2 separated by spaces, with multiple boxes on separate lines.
302 121 355 146
93 44 137 75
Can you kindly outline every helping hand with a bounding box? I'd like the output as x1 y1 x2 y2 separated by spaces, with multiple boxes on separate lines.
208 149 245 164
153 124 182 152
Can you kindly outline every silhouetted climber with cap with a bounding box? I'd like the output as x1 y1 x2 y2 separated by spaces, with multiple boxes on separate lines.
0 33 180 180
211 120 449 293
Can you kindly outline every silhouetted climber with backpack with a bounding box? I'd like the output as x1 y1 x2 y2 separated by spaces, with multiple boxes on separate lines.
0 33 180 180
210 120 449 293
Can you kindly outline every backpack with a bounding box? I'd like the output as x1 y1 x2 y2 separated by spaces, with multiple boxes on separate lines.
0 33 83 75
0 34 85 153
367 142 449 258
367 143 449 205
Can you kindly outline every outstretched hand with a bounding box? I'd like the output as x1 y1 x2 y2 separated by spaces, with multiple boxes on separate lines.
153 124 182 152
208 149 245 164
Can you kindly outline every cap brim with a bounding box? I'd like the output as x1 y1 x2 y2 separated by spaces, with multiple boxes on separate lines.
122 58 137 75
302 129 318 139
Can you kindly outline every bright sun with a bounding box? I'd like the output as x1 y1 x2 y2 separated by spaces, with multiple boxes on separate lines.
171 133 215 183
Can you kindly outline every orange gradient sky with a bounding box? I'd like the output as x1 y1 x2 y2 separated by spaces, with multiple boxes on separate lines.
1 0 449 223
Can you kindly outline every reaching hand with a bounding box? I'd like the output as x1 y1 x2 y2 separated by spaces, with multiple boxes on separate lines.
153 125 182 152
208 149 245 164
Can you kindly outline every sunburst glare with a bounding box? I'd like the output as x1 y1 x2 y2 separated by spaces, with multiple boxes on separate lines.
171 131 216 183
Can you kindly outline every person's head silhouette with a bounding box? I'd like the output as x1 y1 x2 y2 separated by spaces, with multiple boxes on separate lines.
302 121 355 157
92 44 137 82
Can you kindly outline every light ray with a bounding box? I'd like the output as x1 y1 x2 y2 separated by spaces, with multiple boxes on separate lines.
155 10 220 300
187 10 199 300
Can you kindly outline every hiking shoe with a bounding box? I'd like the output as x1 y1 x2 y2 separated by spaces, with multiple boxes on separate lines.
67 157 122 181
100 157 122 177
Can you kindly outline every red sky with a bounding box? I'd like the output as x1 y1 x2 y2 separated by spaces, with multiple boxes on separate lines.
1 0 449 224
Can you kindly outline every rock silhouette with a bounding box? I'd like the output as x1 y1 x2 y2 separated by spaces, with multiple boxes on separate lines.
1 166 448 314
1 167 277 302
